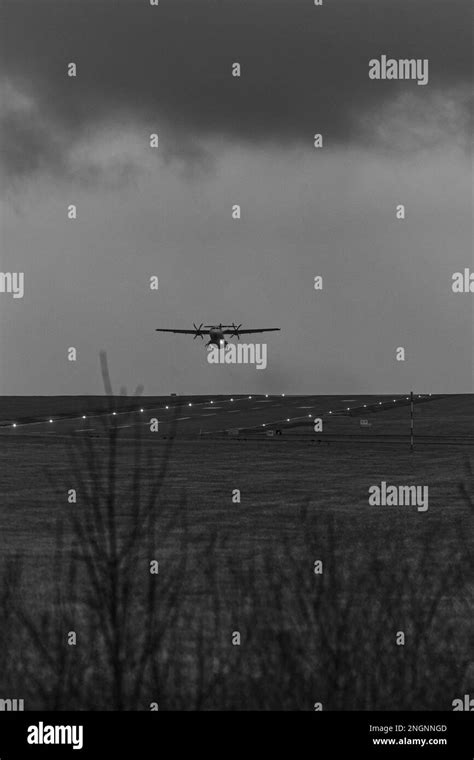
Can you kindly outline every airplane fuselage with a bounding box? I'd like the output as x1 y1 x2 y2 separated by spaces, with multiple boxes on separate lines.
208 328 227 346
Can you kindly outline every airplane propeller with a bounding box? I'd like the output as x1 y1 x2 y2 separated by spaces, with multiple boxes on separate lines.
193 322 205 340
230 322 243 340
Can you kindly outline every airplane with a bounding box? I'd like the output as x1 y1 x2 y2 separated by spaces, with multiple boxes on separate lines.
155 322 280 347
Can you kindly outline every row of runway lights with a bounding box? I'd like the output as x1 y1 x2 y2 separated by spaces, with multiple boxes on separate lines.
261 395 430 427
9 394 430 429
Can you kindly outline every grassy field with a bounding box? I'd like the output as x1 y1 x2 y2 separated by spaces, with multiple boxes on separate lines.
0 397 472 710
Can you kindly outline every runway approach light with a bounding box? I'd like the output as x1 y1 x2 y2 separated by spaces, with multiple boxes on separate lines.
165 406 169 410
140 408 144 413
49 419 53 423
265 394 268 398
230 398 234 402
308 414 312 418
188 403 192 407
281 393 285 397
329 411 332 414
210 401 213 404
12 423 16 428
112 412 117 416
262 424 266 427
82 415 86 419
286 418 290 422
248 396 252 399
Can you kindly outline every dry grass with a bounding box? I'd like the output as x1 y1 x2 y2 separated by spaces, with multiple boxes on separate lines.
0 361 472 710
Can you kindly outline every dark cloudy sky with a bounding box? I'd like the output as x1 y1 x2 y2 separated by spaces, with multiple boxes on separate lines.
1 0 472 395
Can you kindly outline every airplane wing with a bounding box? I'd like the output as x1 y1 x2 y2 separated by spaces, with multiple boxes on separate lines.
222 328 280 335
155 328 211 335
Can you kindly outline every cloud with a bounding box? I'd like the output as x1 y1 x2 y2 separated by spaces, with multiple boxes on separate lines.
1 0 471 181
